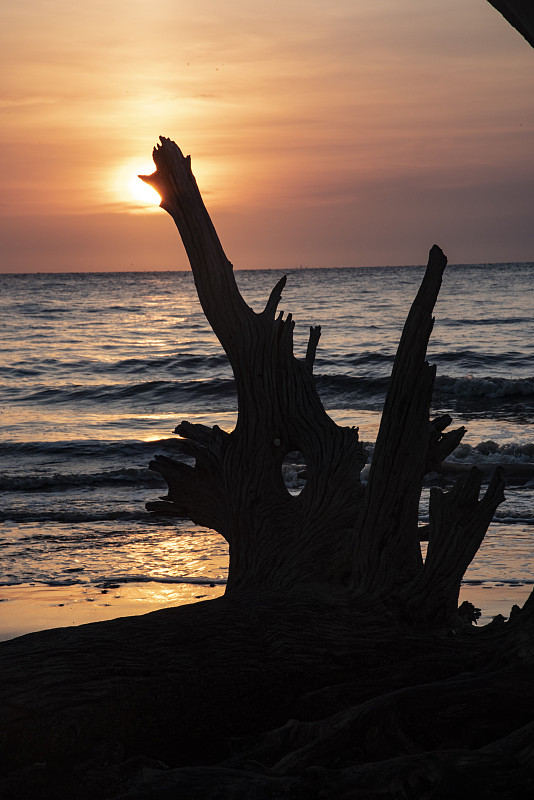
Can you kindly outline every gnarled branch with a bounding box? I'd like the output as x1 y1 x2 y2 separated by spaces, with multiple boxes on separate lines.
144 138 504 625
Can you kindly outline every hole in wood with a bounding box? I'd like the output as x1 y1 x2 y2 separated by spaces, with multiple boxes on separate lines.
282 451 307 496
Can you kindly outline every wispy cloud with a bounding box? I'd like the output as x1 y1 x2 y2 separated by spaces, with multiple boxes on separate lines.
0 0 533 269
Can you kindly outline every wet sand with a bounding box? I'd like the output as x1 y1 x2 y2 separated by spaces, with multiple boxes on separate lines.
459 583 532 624
0 581 226 641
0 581 530 641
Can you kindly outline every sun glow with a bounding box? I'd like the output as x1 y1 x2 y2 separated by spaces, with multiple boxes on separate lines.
130 173 161 205
114 161 161 208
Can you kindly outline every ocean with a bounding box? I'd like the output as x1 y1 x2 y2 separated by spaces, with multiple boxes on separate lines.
1 263 533 632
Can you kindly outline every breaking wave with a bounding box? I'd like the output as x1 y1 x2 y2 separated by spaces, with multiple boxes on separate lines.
0 467 164 492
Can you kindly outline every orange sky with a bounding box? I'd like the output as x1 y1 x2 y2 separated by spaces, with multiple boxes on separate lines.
1 1 533 271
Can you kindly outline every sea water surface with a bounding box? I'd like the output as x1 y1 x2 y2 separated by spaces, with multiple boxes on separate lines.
1 263 533 631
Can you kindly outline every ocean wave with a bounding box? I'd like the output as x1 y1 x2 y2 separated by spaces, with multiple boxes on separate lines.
432 351 531 371
493 514 534 524
0 509 153 523
4 367 534 414
0 575 227 589
0 437 184 459
441 442 534 487
435 375 534 400
0 467 164 492
315 374 388 407
0 353 230 380
9 377 236 405
0 365 42 378
112 353 229 376
317 352 394 369
417 508 534 525
1 435 531 475
316 373 533 404
448 440 534 463
440 316 531 327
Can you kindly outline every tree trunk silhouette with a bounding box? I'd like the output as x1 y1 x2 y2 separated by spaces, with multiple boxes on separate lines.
143 138 503 629
0 138 532 800
488 0 534 48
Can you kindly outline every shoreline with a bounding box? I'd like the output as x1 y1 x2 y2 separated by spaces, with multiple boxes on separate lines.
0 581 225 642
0 580 531 642
459 583 532 624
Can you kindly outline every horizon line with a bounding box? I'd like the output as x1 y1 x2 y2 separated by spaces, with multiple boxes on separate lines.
1 261 533 277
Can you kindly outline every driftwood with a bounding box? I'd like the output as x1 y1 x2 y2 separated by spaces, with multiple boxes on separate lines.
142 140 503 626
0 139 533 799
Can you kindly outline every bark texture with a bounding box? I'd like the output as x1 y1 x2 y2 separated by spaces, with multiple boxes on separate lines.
143 138 505 629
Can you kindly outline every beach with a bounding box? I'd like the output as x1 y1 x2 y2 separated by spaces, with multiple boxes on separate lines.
0 581 226 642
1 263 533 800
0 581 531 642
1 265 533 642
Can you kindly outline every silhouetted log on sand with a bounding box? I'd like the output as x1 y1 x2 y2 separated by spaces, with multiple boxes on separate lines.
1 595 533 798
1 138 533 799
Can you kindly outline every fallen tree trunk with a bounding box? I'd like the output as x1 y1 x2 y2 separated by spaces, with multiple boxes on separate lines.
0 138 532 799
1 592 533 799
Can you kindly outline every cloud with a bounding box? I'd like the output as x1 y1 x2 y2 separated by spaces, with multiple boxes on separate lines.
0 0 533 269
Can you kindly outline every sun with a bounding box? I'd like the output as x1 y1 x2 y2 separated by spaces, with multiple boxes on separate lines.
114 160 161 208
128 172 161 206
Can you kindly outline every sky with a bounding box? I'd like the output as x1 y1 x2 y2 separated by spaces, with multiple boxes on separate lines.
1 0 533 272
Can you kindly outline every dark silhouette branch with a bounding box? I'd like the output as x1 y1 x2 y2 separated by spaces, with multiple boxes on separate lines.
143 137 506 625
488 0 534 48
